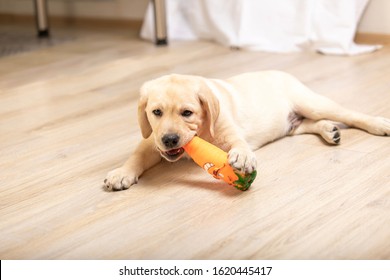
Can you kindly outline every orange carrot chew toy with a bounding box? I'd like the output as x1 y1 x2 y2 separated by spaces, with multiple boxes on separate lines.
183 136 257 191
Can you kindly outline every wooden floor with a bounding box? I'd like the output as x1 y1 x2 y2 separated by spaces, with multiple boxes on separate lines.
0 24 389 260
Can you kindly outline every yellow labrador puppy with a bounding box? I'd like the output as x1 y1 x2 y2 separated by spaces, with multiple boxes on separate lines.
104 71 390 191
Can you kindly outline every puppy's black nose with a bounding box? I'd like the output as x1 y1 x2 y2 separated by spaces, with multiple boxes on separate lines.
162 134 180 149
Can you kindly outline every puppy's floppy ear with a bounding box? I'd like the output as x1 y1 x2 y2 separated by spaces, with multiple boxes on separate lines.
138 93 152 139
198 82 220 137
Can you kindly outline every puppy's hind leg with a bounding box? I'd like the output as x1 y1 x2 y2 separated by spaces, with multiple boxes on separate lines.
290 119 341 145
291 85 390 136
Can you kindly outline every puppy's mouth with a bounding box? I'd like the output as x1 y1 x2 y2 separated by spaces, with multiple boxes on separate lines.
160 147 185 162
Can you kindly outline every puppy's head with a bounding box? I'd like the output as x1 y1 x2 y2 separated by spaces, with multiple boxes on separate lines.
138 74 219 162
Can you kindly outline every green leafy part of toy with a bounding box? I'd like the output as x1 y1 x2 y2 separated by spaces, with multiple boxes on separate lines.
233 170 257 191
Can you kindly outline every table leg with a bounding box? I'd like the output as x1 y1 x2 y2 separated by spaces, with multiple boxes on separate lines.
152 0 167 45
34 0 50 37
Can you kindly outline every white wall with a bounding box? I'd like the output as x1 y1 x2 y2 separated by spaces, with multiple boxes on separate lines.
0 0 149 20
0 0 389 34
358 0 390 34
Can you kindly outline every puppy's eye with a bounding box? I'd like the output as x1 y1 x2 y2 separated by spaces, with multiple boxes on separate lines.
152 109 162 116
182 110 193 117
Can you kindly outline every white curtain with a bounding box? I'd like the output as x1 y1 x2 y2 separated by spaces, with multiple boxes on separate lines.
141 0 381 55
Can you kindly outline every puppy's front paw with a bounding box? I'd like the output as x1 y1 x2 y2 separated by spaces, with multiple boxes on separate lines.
228 148 257 175
104 168 138 191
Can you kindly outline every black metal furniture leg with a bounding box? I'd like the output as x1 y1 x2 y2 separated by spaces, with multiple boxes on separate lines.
34 0 50 38
152 0 167 45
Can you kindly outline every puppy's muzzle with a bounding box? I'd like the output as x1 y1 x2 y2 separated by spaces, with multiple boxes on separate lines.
160 133 185 162
162 133 180 149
